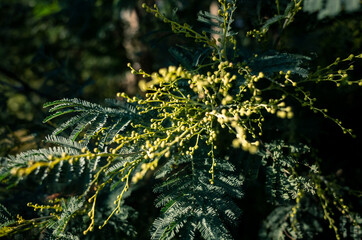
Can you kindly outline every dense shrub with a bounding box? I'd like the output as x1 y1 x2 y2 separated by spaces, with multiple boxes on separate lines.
1 1 361 239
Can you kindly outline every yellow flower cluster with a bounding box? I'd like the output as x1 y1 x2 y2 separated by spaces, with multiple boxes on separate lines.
118 58 304 178
132 160 158 183
246 28 267 42
27 202 62 213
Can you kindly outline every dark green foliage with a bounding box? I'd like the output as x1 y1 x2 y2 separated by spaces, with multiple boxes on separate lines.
257 143 324 239
259 202 324 240
1 136 86 186
152 155 242 240
249 52 311 77
197 9 237 38
169 46 211 70
0 1 361 240
259 141 316 203
261 1 296 31
43 98 136 144
339 213 362 239
45 197 83 239
303 0 360 19
0 203 16 237
259 205 298 239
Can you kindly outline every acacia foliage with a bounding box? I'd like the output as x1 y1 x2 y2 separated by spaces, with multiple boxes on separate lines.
1 0 362 239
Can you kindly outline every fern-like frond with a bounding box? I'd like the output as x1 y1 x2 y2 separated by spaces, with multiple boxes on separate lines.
258 141 316 204
0 137 90 187
45 135 87 150
169 46 211 70
249 52 311 78
46 197 83 238
259 196 332 240
303 0 360 19
43 98 137 145
197 10 237 38
151 156 243 240
196 2 238 50
254 1 299 34
0 204 11 224
41 230 79 240
259 205 296 240
0 203 16 237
